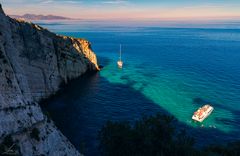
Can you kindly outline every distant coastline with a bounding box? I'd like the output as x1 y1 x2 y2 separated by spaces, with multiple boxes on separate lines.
9 13 77 20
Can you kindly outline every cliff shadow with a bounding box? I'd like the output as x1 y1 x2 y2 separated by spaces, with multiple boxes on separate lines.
41 72 240 156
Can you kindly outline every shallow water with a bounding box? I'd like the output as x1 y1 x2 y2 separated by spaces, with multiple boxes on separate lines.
40 20 240 155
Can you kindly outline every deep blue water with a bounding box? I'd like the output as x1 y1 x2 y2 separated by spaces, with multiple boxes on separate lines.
40 20 240 155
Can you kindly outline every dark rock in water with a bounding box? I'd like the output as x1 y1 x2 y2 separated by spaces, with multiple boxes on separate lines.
99 65 104 69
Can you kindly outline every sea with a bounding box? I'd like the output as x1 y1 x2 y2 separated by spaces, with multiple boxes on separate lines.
38 19 240 155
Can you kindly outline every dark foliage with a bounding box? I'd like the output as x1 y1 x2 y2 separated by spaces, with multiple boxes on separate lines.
30 128 40 142
99 113 240 156
205 141 240 156
27 112 33 117
0 135 21 156
3 59 7 64
43 110 51 123
0 50 4 59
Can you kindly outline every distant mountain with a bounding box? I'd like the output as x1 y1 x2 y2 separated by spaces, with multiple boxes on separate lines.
10 13 74 20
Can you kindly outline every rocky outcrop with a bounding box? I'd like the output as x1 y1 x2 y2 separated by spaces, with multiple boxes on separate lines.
0 4 98 156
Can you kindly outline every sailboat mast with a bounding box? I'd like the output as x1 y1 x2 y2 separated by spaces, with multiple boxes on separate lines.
120 44 122 61
117 44 123 68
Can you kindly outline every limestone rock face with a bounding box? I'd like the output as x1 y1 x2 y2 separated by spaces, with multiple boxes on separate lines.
0 4 98 156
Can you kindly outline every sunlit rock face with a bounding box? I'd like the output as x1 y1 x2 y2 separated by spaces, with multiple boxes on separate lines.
0 4 98 156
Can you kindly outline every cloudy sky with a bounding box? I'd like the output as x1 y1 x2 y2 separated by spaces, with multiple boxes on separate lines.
1 0 240 20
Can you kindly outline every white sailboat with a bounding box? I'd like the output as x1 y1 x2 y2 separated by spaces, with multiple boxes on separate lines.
117 44 123 68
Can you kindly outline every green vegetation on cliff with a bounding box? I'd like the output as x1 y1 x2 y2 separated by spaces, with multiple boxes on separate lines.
99 113 240 156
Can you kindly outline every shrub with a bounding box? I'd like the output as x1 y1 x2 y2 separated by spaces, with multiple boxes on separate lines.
0 135 21 156
3 59 7 64
205 141 240 156
99 113 240 156
43 111 51 123
27 112 33 117
30 128 40 141
0 50 4 59
6 77 12 86
99 114 200 156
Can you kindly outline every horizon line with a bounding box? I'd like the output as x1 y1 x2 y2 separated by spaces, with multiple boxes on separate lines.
7 12 240 22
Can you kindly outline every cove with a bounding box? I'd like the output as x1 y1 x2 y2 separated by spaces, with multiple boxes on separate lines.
41 69 239 156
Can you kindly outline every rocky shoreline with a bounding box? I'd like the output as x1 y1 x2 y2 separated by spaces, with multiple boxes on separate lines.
0 4 98 156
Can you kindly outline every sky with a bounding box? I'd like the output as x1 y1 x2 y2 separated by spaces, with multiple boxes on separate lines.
1 0 240 20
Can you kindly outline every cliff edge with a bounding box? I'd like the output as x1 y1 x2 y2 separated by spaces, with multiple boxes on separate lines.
0 4 98 156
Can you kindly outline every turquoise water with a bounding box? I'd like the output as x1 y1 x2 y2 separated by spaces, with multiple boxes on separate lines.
40 21 240 155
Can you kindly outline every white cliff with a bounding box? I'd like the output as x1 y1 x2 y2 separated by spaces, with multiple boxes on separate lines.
0 4 98 156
